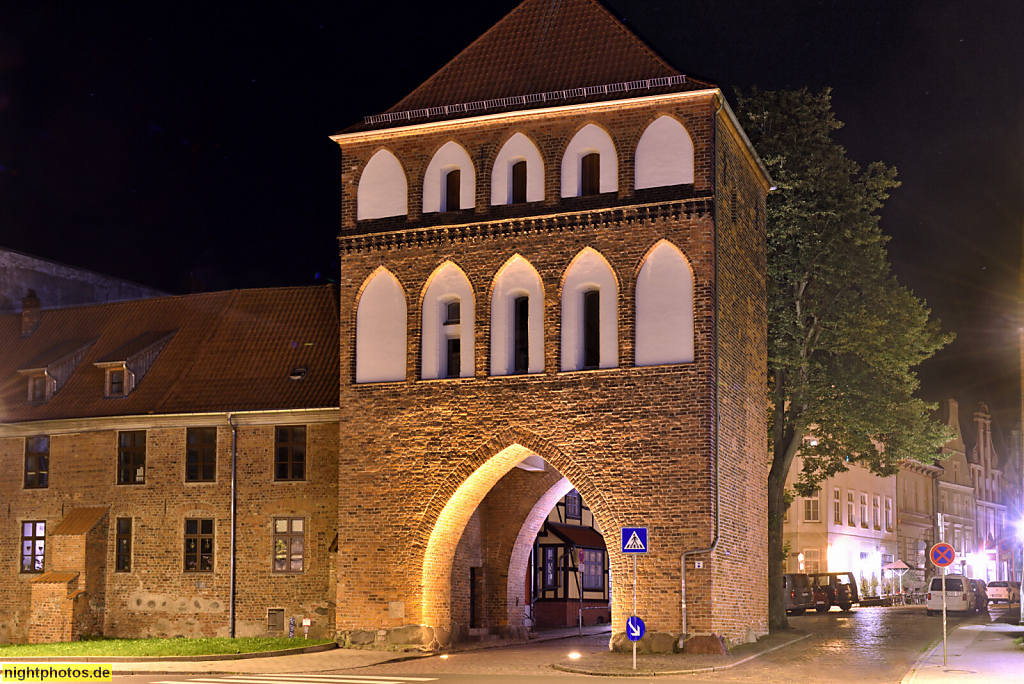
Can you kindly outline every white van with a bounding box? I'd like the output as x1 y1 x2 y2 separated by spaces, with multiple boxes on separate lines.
925 574 974 616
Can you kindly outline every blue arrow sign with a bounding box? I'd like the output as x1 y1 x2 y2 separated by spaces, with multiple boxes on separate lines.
626 616 645 642
621 527 648 554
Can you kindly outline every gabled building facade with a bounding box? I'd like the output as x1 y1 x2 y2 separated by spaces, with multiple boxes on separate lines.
331 0 771 649
0 287 340 643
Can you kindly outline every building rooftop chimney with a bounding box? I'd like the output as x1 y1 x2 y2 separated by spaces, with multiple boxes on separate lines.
21 290 41 337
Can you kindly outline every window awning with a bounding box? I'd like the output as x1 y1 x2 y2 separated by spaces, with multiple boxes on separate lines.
546 521 605 550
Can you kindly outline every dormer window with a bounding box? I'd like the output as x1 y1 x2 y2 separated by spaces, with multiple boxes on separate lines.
102 365 134 398
94 331 175 399
18 339 96 404
28 374 51 402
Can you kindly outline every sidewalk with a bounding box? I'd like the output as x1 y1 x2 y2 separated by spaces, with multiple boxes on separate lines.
902 614 1024 683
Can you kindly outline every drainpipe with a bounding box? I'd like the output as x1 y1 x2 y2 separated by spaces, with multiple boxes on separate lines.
680 93 725 642
228 413 238 638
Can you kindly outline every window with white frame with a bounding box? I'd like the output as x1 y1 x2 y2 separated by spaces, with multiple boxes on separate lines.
860 493 868 528
803 497 819 522
872 495 881 529
833 488 841 526
847 491 855 526
885 497 892 531
803 548 821 574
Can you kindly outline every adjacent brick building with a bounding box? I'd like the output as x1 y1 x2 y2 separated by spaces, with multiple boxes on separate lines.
332 0 770 649
0 286 339 643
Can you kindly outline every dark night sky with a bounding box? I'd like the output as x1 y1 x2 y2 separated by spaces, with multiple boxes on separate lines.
1 1 1022 434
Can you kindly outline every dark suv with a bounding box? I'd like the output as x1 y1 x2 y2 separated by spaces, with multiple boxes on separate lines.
808 571 860 612
783 573 815 615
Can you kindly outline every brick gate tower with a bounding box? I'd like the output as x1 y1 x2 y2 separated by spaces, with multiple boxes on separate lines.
331 0 771 650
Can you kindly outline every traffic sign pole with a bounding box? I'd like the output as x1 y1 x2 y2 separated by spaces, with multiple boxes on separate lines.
941 567 947 667
633 554 637 670
930 541 955 668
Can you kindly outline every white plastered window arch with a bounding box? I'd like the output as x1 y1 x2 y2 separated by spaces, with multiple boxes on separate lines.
356 149 408 220
423 141 476 213
560 124 618 198
634 115 695 189
355 267 407 383
634 240 695 366
560 247 619 371
490 255 544 375
490 133 545 205
421 261 475 379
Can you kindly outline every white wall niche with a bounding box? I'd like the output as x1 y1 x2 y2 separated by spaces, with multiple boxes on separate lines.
357 149 408 220
560 124 618 198
490 255 544 376
490 133 545 206
560 247 619 371
634 240 695 366
355 267 407 383
421 261 475 380
423 142 476 214
635 116 695 190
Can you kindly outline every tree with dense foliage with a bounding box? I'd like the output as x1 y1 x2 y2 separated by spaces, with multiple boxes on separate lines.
736 88 954 631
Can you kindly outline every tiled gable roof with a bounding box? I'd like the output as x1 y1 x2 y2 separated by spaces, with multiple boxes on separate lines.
351 0 713 131
0 286 339 423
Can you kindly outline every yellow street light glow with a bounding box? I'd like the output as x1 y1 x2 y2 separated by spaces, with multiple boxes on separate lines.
439 654 449 659
568 652 582 660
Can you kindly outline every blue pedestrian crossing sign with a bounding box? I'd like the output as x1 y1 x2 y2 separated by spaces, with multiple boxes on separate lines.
627 616 646 641
621 527 648 553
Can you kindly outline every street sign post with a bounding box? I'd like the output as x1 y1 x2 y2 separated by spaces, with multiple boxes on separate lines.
930 542 956 667
621 528 648 670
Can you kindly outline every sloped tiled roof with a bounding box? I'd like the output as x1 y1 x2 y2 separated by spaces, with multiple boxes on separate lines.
546 521 606 549
348 0 713 131
30 571 79 584
51 507 108 536
96 331 175 364
0 286 339 423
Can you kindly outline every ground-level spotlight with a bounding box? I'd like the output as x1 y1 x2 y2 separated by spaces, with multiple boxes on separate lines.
568 652 582 660
439 654 449 659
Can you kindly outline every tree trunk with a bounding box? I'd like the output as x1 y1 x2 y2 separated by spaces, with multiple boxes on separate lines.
767 462 790 631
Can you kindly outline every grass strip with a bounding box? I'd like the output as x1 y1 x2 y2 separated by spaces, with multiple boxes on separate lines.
0 636 333 658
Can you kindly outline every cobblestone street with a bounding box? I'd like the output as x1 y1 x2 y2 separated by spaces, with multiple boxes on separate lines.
349 605 976 682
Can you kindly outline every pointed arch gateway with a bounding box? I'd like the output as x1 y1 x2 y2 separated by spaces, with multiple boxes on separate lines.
417 428 619 635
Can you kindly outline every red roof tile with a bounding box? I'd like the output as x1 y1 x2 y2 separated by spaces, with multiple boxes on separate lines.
349 0 713 131
546 521 606 549
0 286 339 423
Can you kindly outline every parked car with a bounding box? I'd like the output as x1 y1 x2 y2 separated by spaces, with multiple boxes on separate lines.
783 572 815 615
808 571 860 612
926 574 973 615
987 581 1021 605
969 579 988 613
812 582 831 613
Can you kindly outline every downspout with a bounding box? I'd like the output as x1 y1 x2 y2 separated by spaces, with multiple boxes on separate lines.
680 93 725 642
228 413 238 638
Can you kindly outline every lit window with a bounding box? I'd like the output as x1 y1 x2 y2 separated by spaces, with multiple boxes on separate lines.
184 518 214 572
24 436 49 489
21 521 45 573
273 517 305 573
803 548 821 574
543 547 557 589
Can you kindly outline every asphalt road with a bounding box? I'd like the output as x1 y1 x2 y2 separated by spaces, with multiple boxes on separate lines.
112 604 1016 684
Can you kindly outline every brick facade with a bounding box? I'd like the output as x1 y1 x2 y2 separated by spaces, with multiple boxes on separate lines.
333 88 769 647
0 418 338 643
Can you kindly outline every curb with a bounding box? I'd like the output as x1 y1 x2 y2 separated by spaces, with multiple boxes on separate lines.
551 632 812 677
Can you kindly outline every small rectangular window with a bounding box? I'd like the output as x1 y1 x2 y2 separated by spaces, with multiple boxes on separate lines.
273 517 305 573
513 296 529 374
803 498 819 522
118 431 146 484
582 290 600 369
446 338 461 379
564 490 581 519
116 518 132 572
29 374 48 402
581 153 600 196
860 493 868 528
847 491 855 526
511 160 527 204
833 488 841 526
184 518 214 572
25 436 49 489
186 428 217 482
444 169 461 211
580 548 604 590
21 520 45 573
275 426 306 481
445 300 460 325
267 608 285 631
110 369 125 395
873 495 881 530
